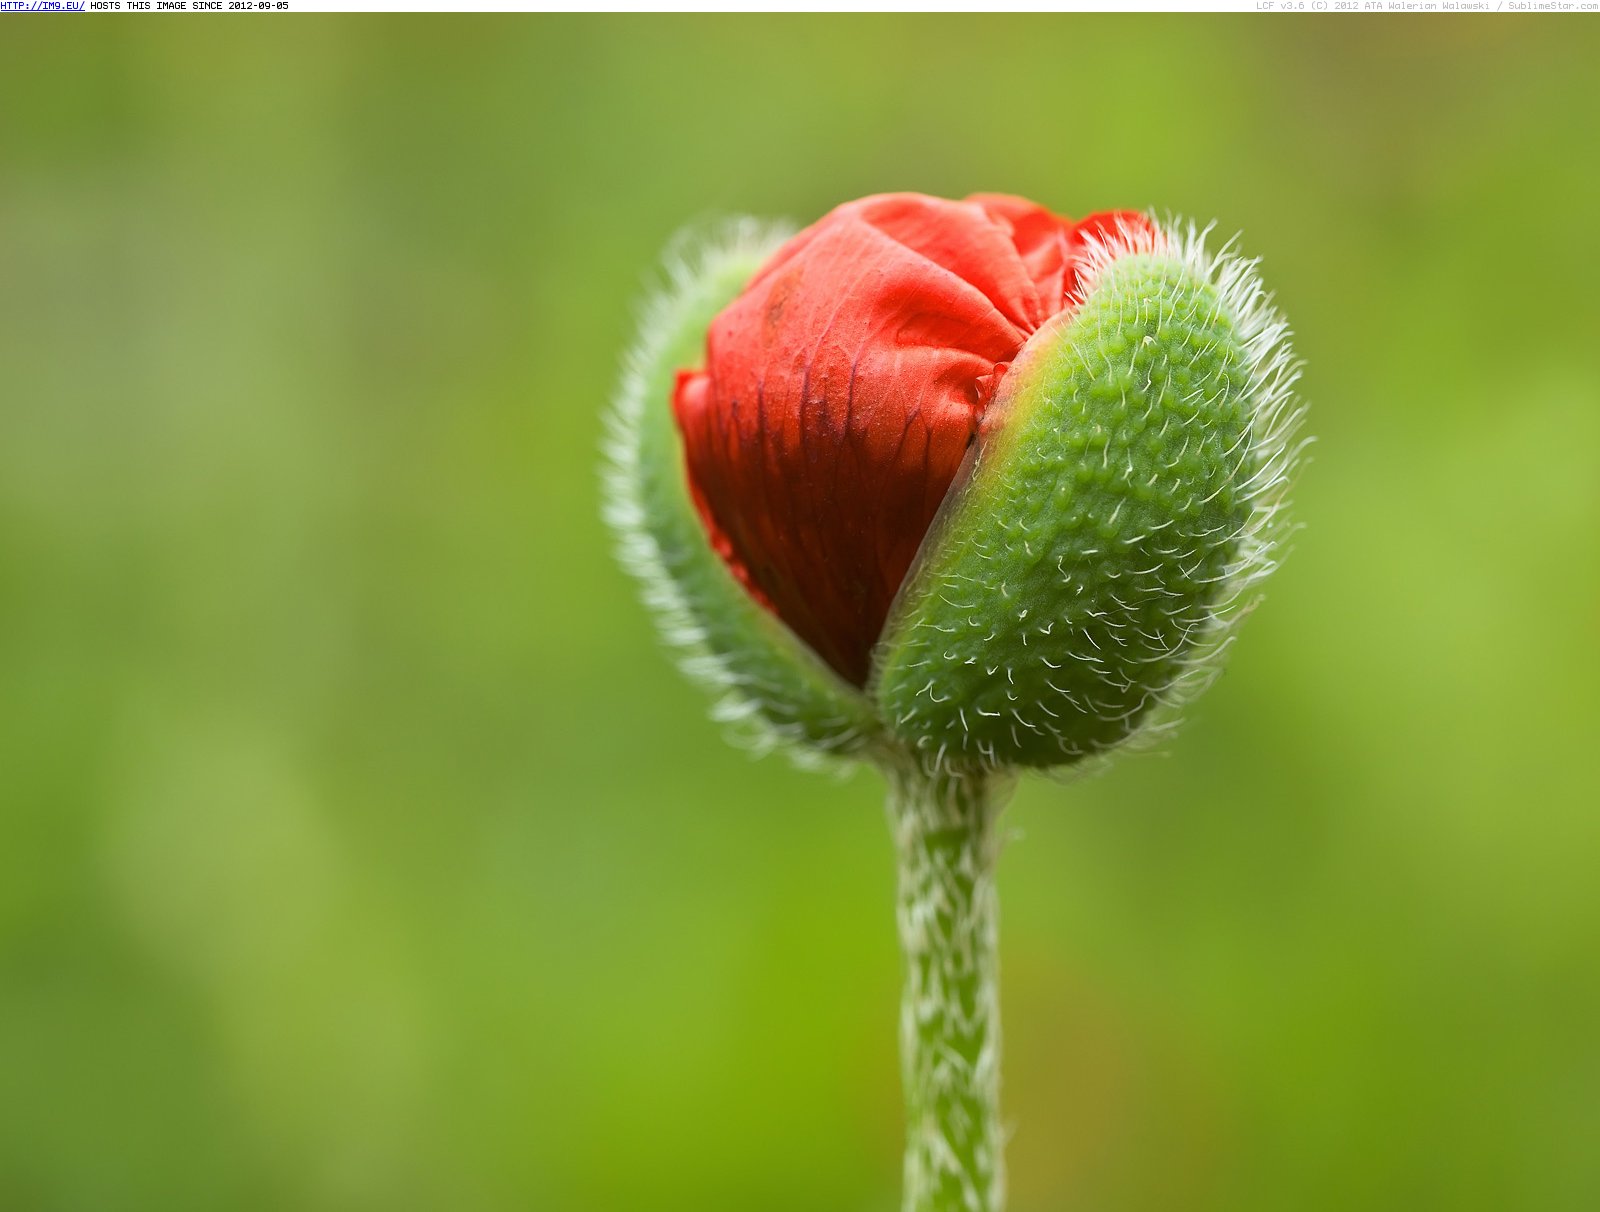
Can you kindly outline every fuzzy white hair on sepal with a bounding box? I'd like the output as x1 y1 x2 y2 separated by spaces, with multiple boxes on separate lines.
601 219 881 772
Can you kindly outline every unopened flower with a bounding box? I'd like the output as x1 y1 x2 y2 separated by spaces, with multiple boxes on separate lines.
607 192 1304 773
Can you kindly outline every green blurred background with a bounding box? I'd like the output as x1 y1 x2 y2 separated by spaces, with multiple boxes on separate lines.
3 16 1597 1212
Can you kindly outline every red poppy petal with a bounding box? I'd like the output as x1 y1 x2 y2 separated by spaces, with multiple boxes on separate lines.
968 193 1078 314
673 193 1145 686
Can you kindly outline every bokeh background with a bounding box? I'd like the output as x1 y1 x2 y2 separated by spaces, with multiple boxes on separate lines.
3 16 1598 1212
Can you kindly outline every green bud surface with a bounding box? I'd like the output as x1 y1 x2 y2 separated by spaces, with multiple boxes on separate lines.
875 244 1301 770
605 223 881 762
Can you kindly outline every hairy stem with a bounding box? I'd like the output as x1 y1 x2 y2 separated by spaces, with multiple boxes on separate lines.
887 761 1015 1212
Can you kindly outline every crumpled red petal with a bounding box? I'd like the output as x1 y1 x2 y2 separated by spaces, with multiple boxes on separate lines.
673 193 1151 687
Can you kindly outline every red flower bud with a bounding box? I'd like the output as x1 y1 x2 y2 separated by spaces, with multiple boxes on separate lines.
672 193 1152 687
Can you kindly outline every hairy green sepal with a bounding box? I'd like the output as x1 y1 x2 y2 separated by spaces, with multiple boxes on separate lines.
874 253 1257 770
613 231 879 757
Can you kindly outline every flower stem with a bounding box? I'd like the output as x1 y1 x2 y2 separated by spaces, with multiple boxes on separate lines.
886 761 1015 1212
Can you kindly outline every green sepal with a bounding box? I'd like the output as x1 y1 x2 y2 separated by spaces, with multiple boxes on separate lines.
606 225 881 760
873 252 1265 770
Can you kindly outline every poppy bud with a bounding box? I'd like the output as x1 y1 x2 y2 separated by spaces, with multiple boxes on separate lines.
607 194 1304 772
